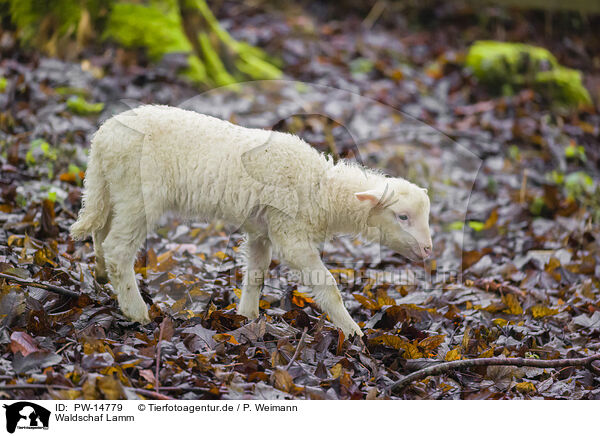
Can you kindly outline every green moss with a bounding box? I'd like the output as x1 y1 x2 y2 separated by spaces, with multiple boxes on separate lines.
104 2 190 61
104 0 280 86
66 96 104 115
1 0 105 53
466 41 591 107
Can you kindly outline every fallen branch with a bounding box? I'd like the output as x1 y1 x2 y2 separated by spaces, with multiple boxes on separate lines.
0 272 80 298
390 353 600 393
0 383 74 390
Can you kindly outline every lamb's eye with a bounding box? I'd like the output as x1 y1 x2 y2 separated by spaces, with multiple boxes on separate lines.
398 214 408 221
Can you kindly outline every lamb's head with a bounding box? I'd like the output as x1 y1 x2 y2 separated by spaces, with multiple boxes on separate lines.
355 179 432 261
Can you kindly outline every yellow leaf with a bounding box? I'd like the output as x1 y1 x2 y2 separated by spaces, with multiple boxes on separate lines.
484 208 498 229
353 294 379 310
213 333 239 345
502 294 523 315
7 235 23 247
530 306 559 318
214 251 227 260
376 289 395 307
418 335 446 352
493 318 509 326
259 300 270 309
515 381 536 394
292 290 314 307
462 326 471 350
233 288 242 298
445 347 462 361
330 362 344 379
479 347 495 358
370 335 407 350
156 250 172 264
403 342 423 359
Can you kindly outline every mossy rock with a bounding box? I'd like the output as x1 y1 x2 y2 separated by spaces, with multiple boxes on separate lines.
466 41 591 107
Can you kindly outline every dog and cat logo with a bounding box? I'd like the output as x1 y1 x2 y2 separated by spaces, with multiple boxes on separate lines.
2 402 50 433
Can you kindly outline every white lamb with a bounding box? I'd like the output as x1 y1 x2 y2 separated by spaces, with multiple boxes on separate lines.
70 105 432 337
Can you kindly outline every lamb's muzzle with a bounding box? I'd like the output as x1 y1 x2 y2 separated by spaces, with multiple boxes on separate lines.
70 105 433 338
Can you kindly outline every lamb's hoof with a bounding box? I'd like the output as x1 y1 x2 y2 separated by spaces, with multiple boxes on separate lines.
95 266 109 284
237 307 259 321
121 304 151 325
340 322 364 338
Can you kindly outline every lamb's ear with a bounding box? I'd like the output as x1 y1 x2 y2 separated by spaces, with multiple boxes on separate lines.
355 189 384 206
422 188 428 194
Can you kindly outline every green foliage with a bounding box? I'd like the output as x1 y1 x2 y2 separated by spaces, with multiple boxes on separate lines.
104 1 190 60
0 77 7 92
350 58 375 75
467 221 485 232
466 41 591 107
26 139 57 179
564 171 594 199
66 96 104 115
530 196 545 216
564 143 586 162
2 0 281 87
104 0 280 86
0 0 105 55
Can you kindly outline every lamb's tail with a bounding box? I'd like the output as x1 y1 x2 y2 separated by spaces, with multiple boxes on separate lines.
70 147 110 240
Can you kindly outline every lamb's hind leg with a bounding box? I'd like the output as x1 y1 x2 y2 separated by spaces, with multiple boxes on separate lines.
238 235 272 319
92 212 112 284
102 204 150 324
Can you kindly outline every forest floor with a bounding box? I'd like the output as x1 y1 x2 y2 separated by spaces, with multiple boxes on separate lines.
0 3 599 399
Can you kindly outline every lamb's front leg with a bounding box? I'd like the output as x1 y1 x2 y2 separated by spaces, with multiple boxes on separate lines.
277 240 363 337
238 235 272 319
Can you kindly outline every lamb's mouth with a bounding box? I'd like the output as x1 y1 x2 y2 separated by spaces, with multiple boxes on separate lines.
409 247 427 261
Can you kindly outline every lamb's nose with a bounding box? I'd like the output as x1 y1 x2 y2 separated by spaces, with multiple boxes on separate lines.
422 245 432 257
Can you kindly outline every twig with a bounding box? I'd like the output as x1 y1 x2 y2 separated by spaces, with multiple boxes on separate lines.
155 319 166 393
134 388 174 400
0 272 80 298
286 327 309 371
0 384 75 390
362 0 386 29
519 169 528 204
390 353 600 393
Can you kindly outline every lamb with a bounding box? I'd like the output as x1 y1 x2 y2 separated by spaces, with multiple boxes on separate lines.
70 105 432 337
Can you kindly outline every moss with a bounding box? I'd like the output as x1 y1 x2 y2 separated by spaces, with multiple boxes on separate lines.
104 1 190 61
105 0 280 86
466 41 591 107
66 96 104 115
1 0 105 55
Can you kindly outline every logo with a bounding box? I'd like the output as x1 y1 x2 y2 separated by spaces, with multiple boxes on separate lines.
2 402 50 433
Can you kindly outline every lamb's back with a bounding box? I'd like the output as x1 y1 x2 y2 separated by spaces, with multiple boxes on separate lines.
94 105 331 225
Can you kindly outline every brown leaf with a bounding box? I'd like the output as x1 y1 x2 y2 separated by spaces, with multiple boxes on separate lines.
97 375 125 400
418 335 446 352
10 331 41 356
271 368 294 392
445 347 462 361
502 294 523 315
139 369 156 385
353 294 379 310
